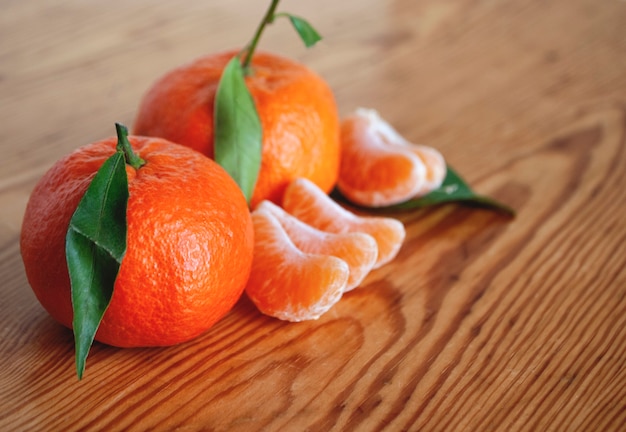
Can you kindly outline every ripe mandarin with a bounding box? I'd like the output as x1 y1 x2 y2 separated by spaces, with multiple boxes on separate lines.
20 136 254 347
133 50 340 208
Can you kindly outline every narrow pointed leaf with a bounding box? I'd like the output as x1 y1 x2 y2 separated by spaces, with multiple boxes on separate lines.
332 166 515 215
214 56 262 204
388 166 515 215
275 13 322 47
66 150 129 379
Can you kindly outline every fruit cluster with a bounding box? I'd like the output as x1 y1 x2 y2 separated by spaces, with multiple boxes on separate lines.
19 0 451 379
247 178 407 321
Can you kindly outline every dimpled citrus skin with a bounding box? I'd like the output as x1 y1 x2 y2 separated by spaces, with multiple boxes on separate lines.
133 50 340 208
20 136 254 347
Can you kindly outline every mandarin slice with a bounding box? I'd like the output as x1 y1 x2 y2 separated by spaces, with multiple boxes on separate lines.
257 200 378 291
282 178 406 269
246 208 349 321
338 108 446 207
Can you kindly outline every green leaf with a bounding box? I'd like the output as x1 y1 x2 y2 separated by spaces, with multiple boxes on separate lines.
66 150 129 379
333 166 515 215
391 167 514 214
214 56 262 204
274 13 322 47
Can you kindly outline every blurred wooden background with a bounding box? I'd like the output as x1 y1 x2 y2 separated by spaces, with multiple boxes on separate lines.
1 0 625 430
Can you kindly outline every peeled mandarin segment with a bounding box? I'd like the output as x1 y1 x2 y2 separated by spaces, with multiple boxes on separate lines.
246 209 349 322
358 108 447 193
357 217 406 269
340 108 447 206
338 111 426 207
366 109 446 193
257 200 378 291
282 178 406 269
408 145 446 193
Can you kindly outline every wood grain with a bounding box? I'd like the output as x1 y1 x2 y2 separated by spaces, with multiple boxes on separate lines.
1 0 625 430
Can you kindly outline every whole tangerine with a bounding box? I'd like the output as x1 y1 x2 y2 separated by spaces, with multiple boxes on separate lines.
133 50 340 208
20 135 254 348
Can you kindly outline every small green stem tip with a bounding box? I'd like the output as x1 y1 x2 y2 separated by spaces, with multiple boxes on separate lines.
115 123 145 170
241 0 281 71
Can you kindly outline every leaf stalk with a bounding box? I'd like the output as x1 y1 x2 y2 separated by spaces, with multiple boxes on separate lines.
241 0 281 71
115 123 145 170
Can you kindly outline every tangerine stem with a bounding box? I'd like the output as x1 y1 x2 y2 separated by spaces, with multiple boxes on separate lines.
241 0 281 72
115 123 145 170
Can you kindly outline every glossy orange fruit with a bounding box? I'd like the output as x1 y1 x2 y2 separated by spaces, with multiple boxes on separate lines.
257 200 378 291
338 108 446 207
133 50 340 208
20 136 254 347
246 207 348 322
282 178 406 269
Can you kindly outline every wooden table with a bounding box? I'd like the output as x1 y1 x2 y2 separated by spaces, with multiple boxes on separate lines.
2 0 625 430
